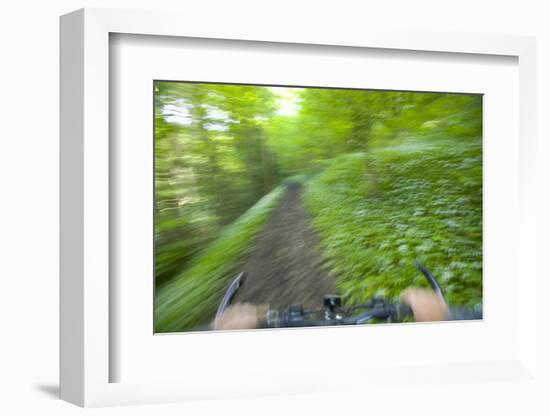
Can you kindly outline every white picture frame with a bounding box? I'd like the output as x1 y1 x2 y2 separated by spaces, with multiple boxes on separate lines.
60 7 538 408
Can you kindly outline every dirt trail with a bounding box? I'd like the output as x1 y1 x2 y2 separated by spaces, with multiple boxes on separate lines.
233 184 336 311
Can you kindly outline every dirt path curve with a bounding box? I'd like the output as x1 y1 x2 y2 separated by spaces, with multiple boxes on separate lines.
233 183 336 311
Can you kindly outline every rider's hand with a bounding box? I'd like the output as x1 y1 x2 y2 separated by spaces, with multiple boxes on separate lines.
401 288 449 322
212 303 268 330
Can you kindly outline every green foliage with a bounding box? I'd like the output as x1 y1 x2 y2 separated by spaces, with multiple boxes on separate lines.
155 82 279 285
370 93 482 144
304 136 482 307
155 186 284 332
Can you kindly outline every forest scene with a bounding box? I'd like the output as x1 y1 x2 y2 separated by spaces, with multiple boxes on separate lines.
154 81 482 333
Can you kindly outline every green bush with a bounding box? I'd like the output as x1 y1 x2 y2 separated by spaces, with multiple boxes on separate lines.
304 135 482 308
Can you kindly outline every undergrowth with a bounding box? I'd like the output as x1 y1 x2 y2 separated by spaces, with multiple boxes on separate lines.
155 186 285 332
304 136 482 308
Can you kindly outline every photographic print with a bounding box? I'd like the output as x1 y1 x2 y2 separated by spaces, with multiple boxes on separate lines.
154 81 482 333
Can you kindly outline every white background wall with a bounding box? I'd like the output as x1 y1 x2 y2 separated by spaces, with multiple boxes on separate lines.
1 0 548 414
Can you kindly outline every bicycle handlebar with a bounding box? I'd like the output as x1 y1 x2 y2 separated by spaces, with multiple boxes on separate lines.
216 261 445 329
264 299 412 328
